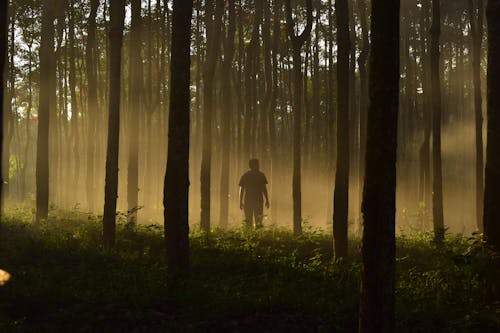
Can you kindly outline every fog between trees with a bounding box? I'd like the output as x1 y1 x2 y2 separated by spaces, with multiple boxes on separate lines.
1 0 489 235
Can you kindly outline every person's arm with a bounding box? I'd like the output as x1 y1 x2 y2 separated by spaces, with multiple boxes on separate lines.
239 186 245 210
263 185 269 209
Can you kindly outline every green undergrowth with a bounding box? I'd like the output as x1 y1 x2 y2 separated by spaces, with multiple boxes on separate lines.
0 209 499 332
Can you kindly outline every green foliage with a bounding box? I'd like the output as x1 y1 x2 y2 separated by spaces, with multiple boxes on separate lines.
0 210 498 332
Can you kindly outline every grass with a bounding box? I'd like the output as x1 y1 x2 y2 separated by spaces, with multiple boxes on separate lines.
0 209 499 332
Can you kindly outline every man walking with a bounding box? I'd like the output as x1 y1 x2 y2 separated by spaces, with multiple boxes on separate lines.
239 159 270 229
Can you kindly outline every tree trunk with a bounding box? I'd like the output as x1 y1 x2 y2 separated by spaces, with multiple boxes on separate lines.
36 0 55 222
219 0 235 228
270 0 282 224
285 0 312 236
69 0 80 202
468 0 484 232
418 0 431 205
200 0 223 232
359 1 399 331
86 0 99 212
333 0 350 259
357 0 369 235
0 0 7 213
430 0 444 243
127 0 143 226
103 0 125 248
164 0 193 280
484 0 500 250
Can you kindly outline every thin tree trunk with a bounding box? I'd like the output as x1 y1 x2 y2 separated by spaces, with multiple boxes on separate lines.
270 0 282 224
103 0 125 248
36 0 55 222
483 0 500 250
430 0 444 243
164 0 193 280
69 0 80 201
0 0 7 213
200 0 223 232
285 0 312 236
219 0 235 228
127 0 143 225
86 0 99 212
468 0 484 232
359 1 400 331
333 0 350 259
357 0 369 235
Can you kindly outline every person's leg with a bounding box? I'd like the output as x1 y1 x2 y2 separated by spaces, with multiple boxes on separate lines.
243 205 253 228
255 202 264 229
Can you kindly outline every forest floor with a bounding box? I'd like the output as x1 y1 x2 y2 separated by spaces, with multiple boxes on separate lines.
0 208 499 332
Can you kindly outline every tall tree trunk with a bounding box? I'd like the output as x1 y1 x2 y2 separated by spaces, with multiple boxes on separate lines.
0 0 7 213
270 0 282 224
103 0 125 248
219 0 235 228
333 0 350 259
285 0 312 236
127 0 143 225
484 0 500 250
86 0 99 212
200 0 223 232
357 0 369 235
21 43 34 201
164 0 193 280
69 0 80 201
359 1 400 331
36 0 55 222
430 0 444 243
419 0 431 205
468 0 484 232
2 3 13 212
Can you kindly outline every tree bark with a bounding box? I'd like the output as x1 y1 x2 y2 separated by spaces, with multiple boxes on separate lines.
164 0 193 280
430 0 444 243
219 0 235 228
333 0 350 259
468 0 484 232
69 0 81 202
36 0 55 222
484 0 500 250
285 0 312 236
0 0 7 214
357 0 369 235
86 0 99 212
200 0 223 232
359 1 399 332
127 0 143 226
103 0 125 248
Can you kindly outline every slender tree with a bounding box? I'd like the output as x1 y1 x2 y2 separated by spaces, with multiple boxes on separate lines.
430 0 444 243
86 0 99 211
36 0 55 222
102 0 125 248
468 0 484 231
359 0 400 332
219 0 236 228
333 0 350 259
285 0 313 236
164 0 193 279
484 0 500 250
69 0 81 197
200 0 223 232
128 0 143 226
0 0 7 213
357 0 369 222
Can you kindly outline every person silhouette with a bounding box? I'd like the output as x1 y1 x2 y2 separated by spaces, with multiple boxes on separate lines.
239 158 269 229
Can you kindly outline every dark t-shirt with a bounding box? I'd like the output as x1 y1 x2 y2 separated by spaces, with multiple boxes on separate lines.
239 170 268 204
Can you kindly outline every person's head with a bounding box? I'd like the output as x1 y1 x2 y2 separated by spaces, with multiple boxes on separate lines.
249 158 259 171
